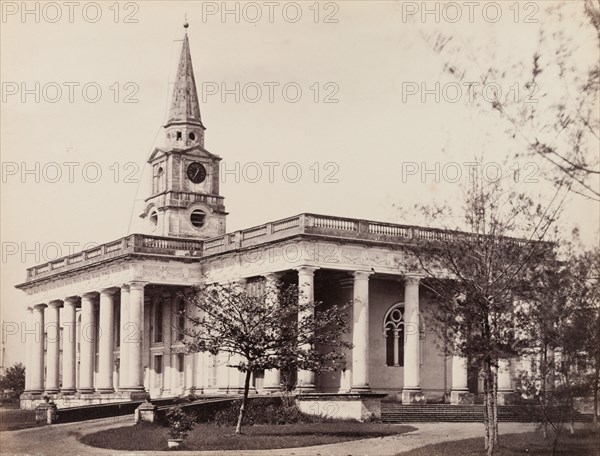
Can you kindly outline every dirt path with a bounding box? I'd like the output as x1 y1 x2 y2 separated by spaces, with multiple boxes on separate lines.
0 417 537 456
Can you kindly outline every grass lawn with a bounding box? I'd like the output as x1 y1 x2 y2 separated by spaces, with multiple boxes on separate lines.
395 430 600 455
81 421 417 451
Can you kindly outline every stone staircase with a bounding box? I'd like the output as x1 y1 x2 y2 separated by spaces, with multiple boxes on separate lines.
381 403 593 423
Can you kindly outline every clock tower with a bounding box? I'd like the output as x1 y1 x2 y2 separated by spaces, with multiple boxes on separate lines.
142 24 227 239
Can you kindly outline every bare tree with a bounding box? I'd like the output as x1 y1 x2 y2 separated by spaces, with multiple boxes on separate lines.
405 173 557 456
423 1 600 200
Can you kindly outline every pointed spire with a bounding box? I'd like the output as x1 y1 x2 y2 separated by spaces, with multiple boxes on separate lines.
165 24 204 129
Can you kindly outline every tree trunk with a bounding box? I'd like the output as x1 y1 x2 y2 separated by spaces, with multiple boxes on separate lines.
482 362 496 456
492 365 499 447
235 370 253 434
594 366 599 428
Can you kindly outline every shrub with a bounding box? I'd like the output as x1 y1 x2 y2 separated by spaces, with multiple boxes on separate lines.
165 407 196 440
212 397 326 426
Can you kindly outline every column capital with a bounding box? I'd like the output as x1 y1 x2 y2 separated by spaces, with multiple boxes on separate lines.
295 265 319 276
404 274 423 286
128 281 147 291
33 303 46 311
100 287 120 296
48 299 63 308
81 291 99 300
120 283 130 292
263 271 282 281
353 270 372 280
64 296 79 305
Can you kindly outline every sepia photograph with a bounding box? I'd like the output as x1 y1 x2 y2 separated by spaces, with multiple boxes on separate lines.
1 1 599 455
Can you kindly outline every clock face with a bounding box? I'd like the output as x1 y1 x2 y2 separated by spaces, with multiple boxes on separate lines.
187 162 206 184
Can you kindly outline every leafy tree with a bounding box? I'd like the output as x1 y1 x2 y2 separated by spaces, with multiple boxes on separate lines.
405 173 556 456
181 278 352 434
0 362 25 398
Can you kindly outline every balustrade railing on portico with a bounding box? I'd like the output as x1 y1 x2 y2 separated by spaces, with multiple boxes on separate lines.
23 213 533 282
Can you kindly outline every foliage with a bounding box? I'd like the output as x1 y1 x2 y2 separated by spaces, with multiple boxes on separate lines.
165 406 196 440
212 397 324 426
0 363 25 398
180 279 352 433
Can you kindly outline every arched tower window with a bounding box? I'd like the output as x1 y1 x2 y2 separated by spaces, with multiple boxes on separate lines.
384 303 404 367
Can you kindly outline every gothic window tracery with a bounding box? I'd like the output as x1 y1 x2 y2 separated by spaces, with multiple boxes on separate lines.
384 303 404 367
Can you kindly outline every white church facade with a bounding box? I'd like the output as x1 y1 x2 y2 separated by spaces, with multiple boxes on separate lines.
17 28 516 412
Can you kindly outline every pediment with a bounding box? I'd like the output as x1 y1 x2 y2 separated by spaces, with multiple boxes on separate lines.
147 145 221 163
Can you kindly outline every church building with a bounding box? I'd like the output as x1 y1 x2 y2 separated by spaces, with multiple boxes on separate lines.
16 26 515 416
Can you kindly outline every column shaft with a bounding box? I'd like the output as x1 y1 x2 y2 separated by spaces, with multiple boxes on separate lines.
45 301 61 394
351 271 371 391
30 305 45 393
128 282 146 390
118 285 130 389
402 276 425 404
62 298 78 393
296 266 317 392
24 307 33 392
263 273 280 392
498 359 512 391
78 294 96 393
403 276 421 389
97 289 116 392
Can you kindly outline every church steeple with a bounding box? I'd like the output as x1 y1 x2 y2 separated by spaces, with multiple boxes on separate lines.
164 23 206 148
141 22 227 240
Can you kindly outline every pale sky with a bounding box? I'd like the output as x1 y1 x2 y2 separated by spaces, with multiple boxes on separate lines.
1 1 599 366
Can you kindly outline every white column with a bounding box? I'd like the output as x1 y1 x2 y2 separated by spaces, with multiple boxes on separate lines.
402 275 423 403
44 301 61 394
24 307 33 392
118 285 130 389
30 304 45 393
498 359 512 391
128 281 146 390
263 272 281 393
97 288 116 393
61 297 78 394
451 355 469 391
162 291 173 395
78 293 97 393
296 266 318 392
351 270 372 392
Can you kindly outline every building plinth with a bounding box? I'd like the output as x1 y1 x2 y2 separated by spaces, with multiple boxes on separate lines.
450 389 474 405
402 388 427 404
295 392 387 421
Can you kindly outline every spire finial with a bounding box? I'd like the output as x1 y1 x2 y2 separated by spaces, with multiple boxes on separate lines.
183 12 189 29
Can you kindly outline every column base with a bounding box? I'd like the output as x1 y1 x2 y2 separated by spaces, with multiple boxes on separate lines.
262 386 282 394
77 388 95 394
295 384 317 393
44 388 60 395
450 389 474 405
96 388 115 394
402 388 426 404
350 385 371 393
59 388 77 396
497 391 517 405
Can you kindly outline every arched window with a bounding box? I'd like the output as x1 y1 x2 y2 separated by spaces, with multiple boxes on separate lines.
384 303 404 367
153 165 165 194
